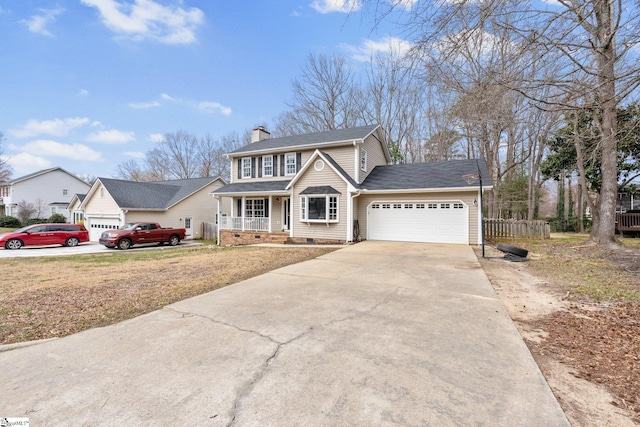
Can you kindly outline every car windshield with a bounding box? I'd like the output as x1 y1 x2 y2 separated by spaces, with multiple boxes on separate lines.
14 225 33 233
120 223 138 230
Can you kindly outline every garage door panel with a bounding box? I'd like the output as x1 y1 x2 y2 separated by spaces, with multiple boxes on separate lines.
87 218 120 241
368 201 468 244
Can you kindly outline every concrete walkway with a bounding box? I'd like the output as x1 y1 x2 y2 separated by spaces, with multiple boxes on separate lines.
0 241 569 426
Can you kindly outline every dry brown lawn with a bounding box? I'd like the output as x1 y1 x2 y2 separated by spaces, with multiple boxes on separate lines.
0 245 337 345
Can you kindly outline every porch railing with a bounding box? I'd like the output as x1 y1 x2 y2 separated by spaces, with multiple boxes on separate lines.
617 213 640 231
220 216 270 232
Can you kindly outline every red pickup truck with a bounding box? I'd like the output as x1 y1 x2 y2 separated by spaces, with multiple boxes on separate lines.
99 222 187 250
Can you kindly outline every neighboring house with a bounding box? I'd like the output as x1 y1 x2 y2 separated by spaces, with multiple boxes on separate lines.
67 193 86 224
0 167 91 221
212 125 492 246
80 176 228 241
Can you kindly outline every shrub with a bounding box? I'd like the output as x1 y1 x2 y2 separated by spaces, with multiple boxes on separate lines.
0 215 21 228
25 218 48 226
49 213 67 223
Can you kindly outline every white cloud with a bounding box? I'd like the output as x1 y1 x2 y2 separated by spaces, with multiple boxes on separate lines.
310 0 361 14
77 89 90 96
10 117 91 138
124 151 146 158
86 129 136 144
388 0 418 10
129 100 161 109
198 101 232 116
160 92 177 102
342 36 413 62
149 133 164 142
20 7 64 37
13 140 103 162
81 0 205 44
7 152 52 174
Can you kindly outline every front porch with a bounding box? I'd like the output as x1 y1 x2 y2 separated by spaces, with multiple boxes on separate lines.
220 216 271 232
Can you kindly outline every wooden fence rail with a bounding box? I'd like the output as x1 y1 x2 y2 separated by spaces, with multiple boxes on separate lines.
483 218 550 239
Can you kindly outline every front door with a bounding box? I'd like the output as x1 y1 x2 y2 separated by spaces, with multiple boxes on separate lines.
184 217 193 239
282 198 290 231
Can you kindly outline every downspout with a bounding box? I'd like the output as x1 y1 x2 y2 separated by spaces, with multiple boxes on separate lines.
353 141 359 184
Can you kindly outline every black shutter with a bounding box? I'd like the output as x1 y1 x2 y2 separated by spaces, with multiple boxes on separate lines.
237 159 241 179
280 154 285 176
296 153 302 173
237 199 242 216
273 155 278 176
265 198 269 217
258 157 262 178
251 158 256 178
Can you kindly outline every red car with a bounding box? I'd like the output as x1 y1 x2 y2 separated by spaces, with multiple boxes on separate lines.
0 223 90 250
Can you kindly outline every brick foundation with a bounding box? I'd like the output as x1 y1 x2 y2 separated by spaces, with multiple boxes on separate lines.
219 230 346 246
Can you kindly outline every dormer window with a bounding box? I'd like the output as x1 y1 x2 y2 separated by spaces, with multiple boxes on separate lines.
360 149 368 172
242 157 252 179
285 153 296 175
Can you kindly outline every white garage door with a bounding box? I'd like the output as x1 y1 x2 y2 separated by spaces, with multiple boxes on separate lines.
367 201 468 244
87 218 121 241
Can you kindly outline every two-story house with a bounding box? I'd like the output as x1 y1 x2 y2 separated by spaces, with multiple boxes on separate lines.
0 167 91 221
213 125 492 246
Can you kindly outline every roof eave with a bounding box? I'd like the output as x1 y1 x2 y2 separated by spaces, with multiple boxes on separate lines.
361 185 493 194
228 139 360 158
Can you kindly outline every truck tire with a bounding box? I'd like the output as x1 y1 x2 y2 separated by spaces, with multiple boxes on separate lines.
168 235 180 246
118 238 132 250
496 243 528 258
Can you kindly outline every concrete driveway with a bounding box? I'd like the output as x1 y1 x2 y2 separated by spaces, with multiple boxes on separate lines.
0 241 200 258
0 241 569 426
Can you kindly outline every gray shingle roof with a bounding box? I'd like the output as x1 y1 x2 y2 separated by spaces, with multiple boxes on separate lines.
100 177 221 209
361 159 492 191
213 180 290 194
319 151 360 189
300 186 341 195
229 125 379 156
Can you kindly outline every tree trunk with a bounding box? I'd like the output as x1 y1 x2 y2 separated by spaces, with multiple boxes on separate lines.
590 0 618 245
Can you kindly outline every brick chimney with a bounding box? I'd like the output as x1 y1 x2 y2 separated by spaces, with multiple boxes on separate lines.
251 126 271 143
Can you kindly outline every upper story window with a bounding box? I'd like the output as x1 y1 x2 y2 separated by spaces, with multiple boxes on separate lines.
360 149 368 172
262 155 273 177
100 188 104 198
63 189 68 196
285 153 296 175
242 157 252 179
0 186 9 197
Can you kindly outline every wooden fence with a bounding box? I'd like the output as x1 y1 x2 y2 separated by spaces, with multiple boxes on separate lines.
202 222 217 241
483 218 550 239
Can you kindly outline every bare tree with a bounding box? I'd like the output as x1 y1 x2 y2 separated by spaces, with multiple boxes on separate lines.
0 131 13 182
114 160 156 181
372 0 640 244
276 53 362 134
16 201 36 223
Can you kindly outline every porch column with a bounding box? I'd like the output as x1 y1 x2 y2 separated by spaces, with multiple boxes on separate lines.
268 195 272 233
215 195 221 245
241 196 246 231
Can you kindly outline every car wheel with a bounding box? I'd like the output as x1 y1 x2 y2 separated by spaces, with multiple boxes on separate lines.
497 243 528 258
5 239 23 250
65 237 80 247
118 238 132 250
168 235 180 246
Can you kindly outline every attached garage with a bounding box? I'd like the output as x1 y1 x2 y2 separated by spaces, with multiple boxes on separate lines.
367 200 469 244
87 218 120 241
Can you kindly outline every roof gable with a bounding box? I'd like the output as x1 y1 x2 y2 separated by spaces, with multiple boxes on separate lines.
361 159 492 191
285 150 359 191
7 167 88 186
229 125 381 157
84 176 225 210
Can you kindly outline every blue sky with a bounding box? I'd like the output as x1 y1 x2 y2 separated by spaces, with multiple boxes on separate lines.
0 0 411 179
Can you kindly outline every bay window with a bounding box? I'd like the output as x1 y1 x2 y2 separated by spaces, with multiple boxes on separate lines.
300 195 338 222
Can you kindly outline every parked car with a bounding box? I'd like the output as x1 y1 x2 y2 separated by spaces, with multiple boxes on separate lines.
0 223 90 250
98 222 187 250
